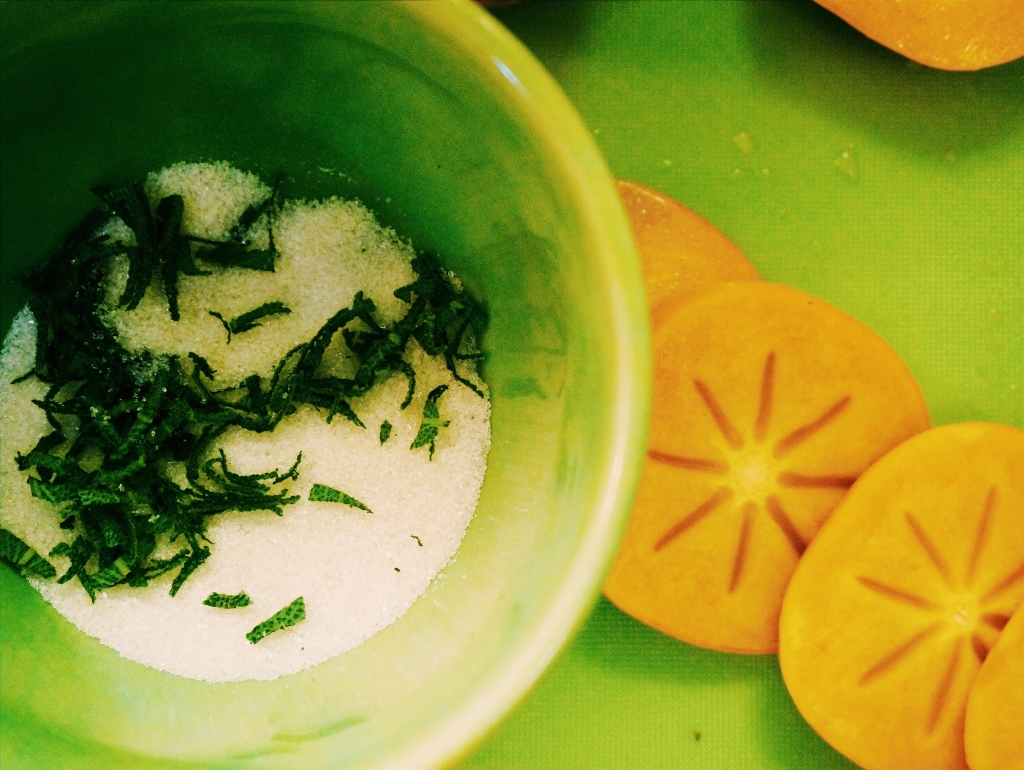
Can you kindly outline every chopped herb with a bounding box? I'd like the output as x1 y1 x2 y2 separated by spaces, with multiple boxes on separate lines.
209 301 291 343
170 546 211 597
90 183 203 321
410 385 450 460
379 420 392 445
394 567 400 572
49 538 97 599
246 596 305 644
204 591 252 609
393 253 487 398
13 176 487 601
308 484 372 513
410 535 422 546
0 528 57 579
90 556 132 592
190 173 284 272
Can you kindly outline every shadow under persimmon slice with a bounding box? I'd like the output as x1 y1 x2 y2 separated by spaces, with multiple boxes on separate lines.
815 0 1024 71
616 180 758 315
965 602 1024 770
779 423 1024 770
604 282 929 653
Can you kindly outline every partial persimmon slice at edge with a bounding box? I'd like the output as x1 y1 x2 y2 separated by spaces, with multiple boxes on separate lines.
815 0 1024 71
604 282 929 653
779 423 1024 770
965 602 1024 770
616 180 759 314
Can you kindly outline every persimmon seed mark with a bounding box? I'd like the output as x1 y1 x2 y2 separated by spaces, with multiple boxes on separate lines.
856 576 941 611
765 495 806 555
981 613 1010 631
926 643 962 734
777 472 857 489
859 624 942 685
693 380 744 450
905 512 954 589
965 486 997 586
970 634 990 663
980 561 1024 603
654 487 733 552
753 351 775 443
728 503 755 593
647 450 729 475
773 395 851 458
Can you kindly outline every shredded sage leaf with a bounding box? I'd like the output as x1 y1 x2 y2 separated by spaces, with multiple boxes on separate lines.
190 173 284 272
203 591 252 609
209 301 291 343
308 484 372 513
410 385 450 460
0 528 57 579
246 596 305 644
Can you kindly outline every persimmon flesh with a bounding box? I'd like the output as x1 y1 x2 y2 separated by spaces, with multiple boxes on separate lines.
815 0 1024 71
964 602 1024 770
604 282 929 653
779 422 1024 770
616 180 758 315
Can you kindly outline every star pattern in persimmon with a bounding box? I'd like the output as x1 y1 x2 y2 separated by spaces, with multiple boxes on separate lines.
852 486 1024 733
649 351 855 592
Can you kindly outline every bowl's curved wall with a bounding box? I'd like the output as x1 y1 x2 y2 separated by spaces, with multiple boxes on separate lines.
0 2 649 768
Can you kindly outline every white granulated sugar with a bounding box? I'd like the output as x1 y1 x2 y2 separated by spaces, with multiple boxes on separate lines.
0 163 489 682
102 163 417 386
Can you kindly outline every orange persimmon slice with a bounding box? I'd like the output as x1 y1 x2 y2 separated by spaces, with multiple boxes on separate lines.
604 281 929 653
779 422 1024 770
815 0 1024 71
617 180 759 314
965 603 1024 770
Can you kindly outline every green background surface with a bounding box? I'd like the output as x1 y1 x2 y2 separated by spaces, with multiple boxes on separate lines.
461 2 1023 769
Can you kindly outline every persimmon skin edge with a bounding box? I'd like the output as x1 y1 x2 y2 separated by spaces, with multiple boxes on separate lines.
815 0 1024 71
616 180 758 315
964 605 1024 770
605 281 929 654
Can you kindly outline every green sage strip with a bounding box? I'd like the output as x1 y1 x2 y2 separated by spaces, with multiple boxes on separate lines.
308 483 372 513
246 596 305 644
203 591 252 609
0 528 56 579
209 301 291 343
410 385 450 460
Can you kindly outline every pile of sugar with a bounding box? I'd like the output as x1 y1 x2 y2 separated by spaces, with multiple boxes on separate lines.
0 162 490 682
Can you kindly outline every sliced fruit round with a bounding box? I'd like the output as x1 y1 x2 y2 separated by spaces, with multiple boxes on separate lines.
616 180 758 314
604 281 929 653
815 0 1024 71
965 602 1024 770
779 422 1024 770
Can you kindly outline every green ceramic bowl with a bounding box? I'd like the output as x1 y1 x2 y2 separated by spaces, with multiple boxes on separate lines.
0 2 649 768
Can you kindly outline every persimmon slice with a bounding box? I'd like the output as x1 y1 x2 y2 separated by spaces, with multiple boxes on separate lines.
779 423 1024 770
815 0 1024 71
604 282 929 653
965 603 1024 770
617 180 758 314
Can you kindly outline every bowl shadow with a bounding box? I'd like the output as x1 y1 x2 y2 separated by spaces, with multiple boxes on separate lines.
742 0 1024 157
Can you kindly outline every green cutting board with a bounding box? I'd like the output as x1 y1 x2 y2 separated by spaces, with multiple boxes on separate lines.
462 2 1024 768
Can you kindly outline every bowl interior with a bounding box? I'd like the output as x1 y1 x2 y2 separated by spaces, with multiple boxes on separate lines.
0 2 648 768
